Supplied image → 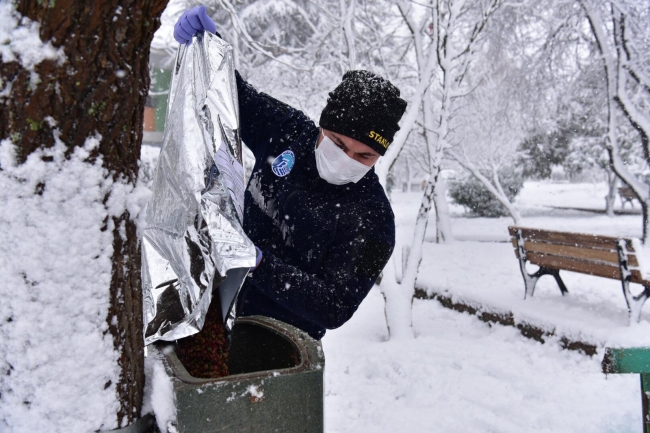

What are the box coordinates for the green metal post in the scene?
[642,373,650,433]
[602,347,650,433]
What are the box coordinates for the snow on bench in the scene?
[508,226,650,324]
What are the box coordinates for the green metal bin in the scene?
[157,316,325,433]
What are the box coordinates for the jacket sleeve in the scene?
[246,208,395,330]
[235,71,297,159]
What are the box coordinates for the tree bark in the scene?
[0,0,168,426]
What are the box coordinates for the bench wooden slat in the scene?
[630,270,648,285]
[514,247,646,284]
[510,238,640,268]
[524,241,639,267]
[508,226,635,252]
[526,252,622,280]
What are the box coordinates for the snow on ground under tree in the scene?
[323,290,639,432]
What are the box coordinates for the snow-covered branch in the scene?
[218,0,312,71]
[579,0,650,241]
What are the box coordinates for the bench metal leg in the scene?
[617,240,649,324]
[549,269,569,296]
[521,267,542,299]
[518,266,567,299]
[515,230,569,299]
[623,283,650,324]
[516,230,540,299]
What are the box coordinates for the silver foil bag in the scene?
[142,32,256,345]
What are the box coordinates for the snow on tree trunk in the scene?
[0,1,167,430]
[642,204,650,246]
[379,0,504,338]
[379,255,414,340]
[605,170,617,216]
[580,0,650,242]
[434,174,453,243]
[379,175,437,340]
[374,0,440,189]
[375,75,432,189]
[406,179,435,291]
[405,156,412,193]
[422,87,453,244]
[340,0,357,70]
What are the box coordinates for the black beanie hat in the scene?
[319,70,407,156]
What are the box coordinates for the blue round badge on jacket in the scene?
[271,150,295,177]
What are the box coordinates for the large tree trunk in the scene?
[422,88,453,244]
[380,175,437,340]
[0,0,167,429]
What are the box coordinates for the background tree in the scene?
[518,129,572,180]
[448,58,527,225]
[379,0,509,339]
[392,141,429,193]
[511,12,620,212]
[0,0,167,430]
[195,0,404,119]
[578,0,650,241]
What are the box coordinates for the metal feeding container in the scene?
[158,316,325,432]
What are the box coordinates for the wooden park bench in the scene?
[619,186,639,208]
[508,226,650,324]
[602,346,650,432]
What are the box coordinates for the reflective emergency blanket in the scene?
[142,32,256,345]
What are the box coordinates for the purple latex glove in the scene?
[174,5,217,44]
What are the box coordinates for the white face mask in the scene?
[315,132,373,185]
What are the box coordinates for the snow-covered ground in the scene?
[395,183,649,347]
[323,290,639,432]
[322,181,646,433]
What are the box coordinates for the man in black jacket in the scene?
[175,7,407,340]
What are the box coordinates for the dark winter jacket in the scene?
[235,72,395,340]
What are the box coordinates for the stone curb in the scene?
[414,286,599,357]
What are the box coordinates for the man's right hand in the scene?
[174,5,217,44]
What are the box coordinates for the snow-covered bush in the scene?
[449,169,524,217]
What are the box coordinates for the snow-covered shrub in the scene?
[449,169,524,217]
